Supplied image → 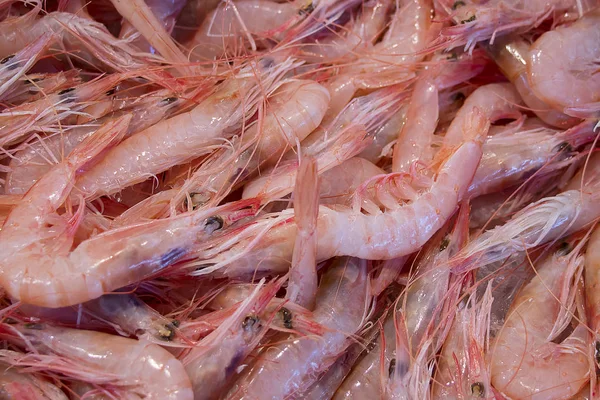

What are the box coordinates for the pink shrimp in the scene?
[287,157,319,310]
[490,239,590,399]
[0,114,258,307]
[1,70,81,106]
[226,257,370,399]
[483,36,580,128]
[452,148,600,274]
[432,283,495,399]
[431,0,591,53]
[528,9,600,118]
[5,88,189,195]
[0,321,193,399]
[183,277,283,399]
[584,223,600,383]
[76,57,297,199]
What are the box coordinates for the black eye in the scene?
[452,1,466,9]
[471,382,485,397]
[439,237,450,251]
[388,359,396,377]
[105,88,116,96]
[161,97,178,106]
[1,54,14,64]
[278,307,293,329]
[461,15,476,24]
[205,216,224,233]
[58,87,75,95]
[242,315,259,331]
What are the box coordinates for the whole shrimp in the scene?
[527,9,600,118]
[76,58,298,200]
[0,115,258,307]
[1,70,80,106]
[197,105,486,277]
[482,36,579,128]
[0,322,193,399]
[490,239,590,399]
[226,257,370,399]
[5,88,189,195]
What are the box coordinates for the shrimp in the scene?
[198,106,486,278]
[287,157,319,310]
[432,283,494,400]
[490,240,590,399]
[0,33,52,100]
[0,114,258,307]
[392,77,438,173]
[76,58,297,200]
[0,359,68,400]
[584,223,600,374]
[0,72,128,147]
[111,0,191,76]
[451,147,600,274]
[1,70,81,106]
[468,118,596,198]
[431,0,589,53]
[0,322,193,399]
[5,88,189,195]
[226,257,370,399]
[183,277,282,399]
[483,36,580,128]
[528,9,600,118]
[0,11,157,72]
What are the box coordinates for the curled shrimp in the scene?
[528,9,600,118]
[0,321,193,399]
[490,240,590,399]
[76,57,298,200]
[226,257,370,399]
[0,115,257,307]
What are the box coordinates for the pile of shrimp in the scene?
[0,0,600,398]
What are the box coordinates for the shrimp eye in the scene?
[161,97,178,106]
[172,319,180,327]
[553,142,573,154]
[470,382,485,397]
[4,317,17,324]
[388,359,396,377]
[439,237,450,251]
[0,54,14,64]
[58,87,76,95]
[452,1,466,9]
[186,192,210,210]
[157,324,176,341]
[460,14,476,24]
[557,242,572,255]
[26,77,42,84]
[278,307,293,329]
[24,323,44,330]
[205,216,224,233]
[105,87,117,96]
[242,315,259,331]
[446,52,459,61]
